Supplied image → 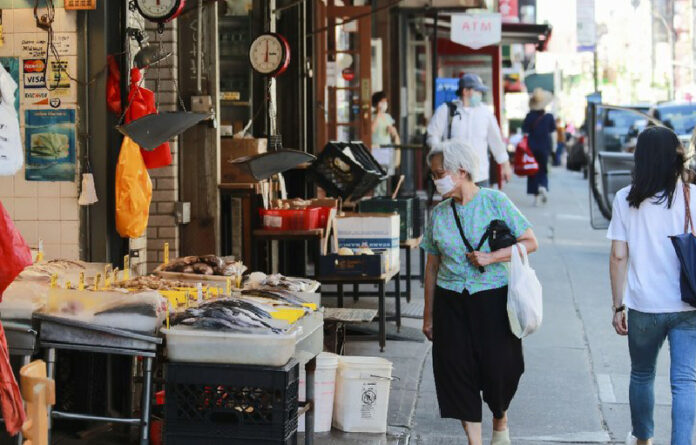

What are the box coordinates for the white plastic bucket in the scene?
[332,356,393,433]
[298,352,339,432]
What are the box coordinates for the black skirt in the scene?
[432,285,524,422]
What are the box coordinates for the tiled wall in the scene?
[0,7,80,260]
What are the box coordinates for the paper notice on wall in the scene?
[17,33,76,58]
[25,108,76,182]
[327,61,337,87]
[21,57,76,108]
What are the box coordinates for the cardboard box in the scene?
[318,251,388,277]
[358,198,413,241]
[220,137,268,183]
[336,213,400,271]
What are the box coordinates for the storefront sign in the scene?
[499,0,519,23]
[576,0,596,51]
[450,13,502,50]
[25,108,76,182]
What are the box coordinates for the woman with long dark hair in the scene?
[607,126,696,445]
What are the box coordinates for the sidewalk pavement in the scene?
[311,168,689,445]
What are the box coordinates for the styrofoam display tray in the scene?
[295,310,324,357]
[161,326,298,366]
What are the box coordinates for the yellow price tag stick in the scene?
[226,278,232,295]
[235,274,243,289]
[94,273,101,291]
[65,281,71,289]
[123,255,130,280]
[165,303,170,330]
[112,268,119,285]
[36,239,44,263]
[163,242,169,265]
[78,272,85,290]
[50,274,58,289]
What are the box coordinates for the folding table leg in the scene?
[395,273,402,331]
[139,357,153,445]
[405,247,412,303]
[337,284,344,308]
[379,281,386,352]
[45,348,56,435]
[305,358,316,445]
[353,284,359,302]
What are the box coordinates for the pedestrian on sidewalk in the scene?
[420,140,539,445]
[554,117,566,166]
[607,126,696,445]
[522,88,555,205]
[426,73,511,188]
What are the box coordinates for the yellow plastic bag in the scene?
[115,137,152,238]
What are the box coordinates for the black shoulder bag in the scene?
[450,199,517,273]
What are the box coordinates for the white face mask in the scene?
[434,175,456,196]
[378,101,388,112]
[469,91,482,107]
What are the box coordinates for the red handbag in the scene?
[514,136,540,177]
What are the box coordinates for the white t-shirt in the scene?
[607,182,696,313]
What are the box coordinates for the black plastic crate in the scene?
[165,360,299,445]
[310,141,387,200]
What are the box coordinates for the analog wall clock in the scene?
[133,0,186,23]
[249,33,291,77]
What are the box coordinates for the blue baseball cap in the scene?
[458,73,489,93]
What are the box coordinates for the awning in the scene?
[423,17,552,51]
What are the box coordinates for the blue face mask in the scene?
[469,92,483,107]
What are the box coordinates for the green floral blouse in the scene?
[420,188,532,295]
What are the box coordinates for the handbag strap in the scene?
[684,183,695,235]
[450,199,485,273]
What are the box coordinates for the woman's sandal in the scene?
[491,429,511,445]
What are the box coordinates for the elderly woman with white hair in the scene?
[421,140,539,445]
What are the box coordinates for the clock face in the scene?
[249,33,290,77]
[136,0,184,21]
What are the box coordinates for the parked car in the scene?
[596,105,651,152]
[650,102,696,149]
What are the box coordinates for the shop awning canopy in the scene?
[424,17,553,51]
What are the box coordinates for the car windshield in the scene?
[656,105,696,134]
[605,109,648,129]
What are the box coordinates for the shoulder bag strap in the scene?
[684,183,695,235]
[450,199,485,273]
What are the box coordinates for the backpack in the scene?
[424,101,459,149]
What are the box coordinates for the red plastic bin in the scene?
[309,206,334,229]
[260,207,320,231]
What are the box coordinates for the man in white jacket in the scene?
[426,74,511,187]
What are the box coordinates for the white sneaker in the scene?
[626,432,651,445]
[538,187,548,204]
[491,429,511,445]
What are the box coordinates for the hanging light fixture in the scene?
[126,27,172,69]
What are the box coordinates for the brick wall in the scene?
[143,22,180,272]
[0,8,80,260]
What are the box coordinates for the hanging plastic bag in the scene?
[126,68,172,169]
[0,200,33,298]
[507,244,543,338]
[0,323,24,436]
[106,54,122,115]
[0,63,23,176]
[115,137,152,238]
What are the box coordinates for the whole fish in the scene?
[241,289,308,307]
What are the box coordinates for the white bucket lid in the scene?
[316,352,339,368]
[338,356,392,370]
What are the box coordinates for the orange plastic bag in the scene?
[115,137,152,238]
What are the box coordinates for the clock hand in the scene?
[265,40,269,62]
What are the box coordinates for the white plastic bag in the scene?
[507,243,543,338]
[0,63,22,176]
